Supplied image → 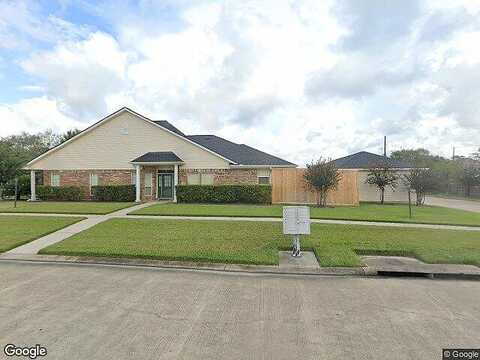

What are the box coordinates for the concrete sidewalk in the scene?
[122,214,480,231]
[2,211,479,231]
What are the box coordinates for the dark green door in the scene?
[158,173,174,199]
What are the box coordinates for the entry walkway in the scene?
[4,202,153,255]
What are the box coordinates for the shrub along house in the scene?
[24,107,296,202]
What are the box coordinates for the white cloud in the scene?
[21,32,129,119]
[0,96,83,136]
[1,0,479,164]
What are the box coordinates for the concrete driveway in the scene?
[426,195,480,213]
[1,262,479,360]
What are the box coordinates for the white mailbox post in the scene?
[283,206,310,257]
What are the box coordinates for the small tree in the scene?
[0,143,23,199]
[402,168,434,206]
[304,158,342,207]
[366,164,398,204]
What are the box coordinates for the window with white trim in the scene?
[187,173,214,185]
[258,176,270,184]
[131,172,136,185]
[144,172,153,196]
[51,174,60,187]
[89,174,99,195]
[201,174,214,185]
[187,173,200,185]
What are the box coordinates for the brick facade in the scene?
[41,167,263,201]
[43,170,134,200]
[179,168,259,185]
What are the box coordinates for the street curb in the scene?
[0,254,372,277]
[1,254,479,280]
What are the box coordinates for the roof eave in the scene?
[130,161,185,165]
[230,164,297,168]
[24,107,238,168]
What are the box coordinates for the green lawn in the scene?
[129,202,480,227]
[0,215,84,253]
[0,201,136,215]
[40,218,480,267]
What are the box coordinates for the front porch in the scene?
[131,152,183,203]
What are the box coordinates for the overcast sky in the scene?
[1,0,479,165]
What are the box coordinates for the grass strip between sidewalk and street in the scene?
[129,202,480,227]
[40,218,480,267]
[0,215,85,253]
[0,201,136,215]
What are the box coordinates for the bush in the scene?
[37,186,84,201]
[176,185,272,204]
[91,185,135,202]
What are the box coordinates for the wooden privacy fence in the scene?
[271,168,359,206]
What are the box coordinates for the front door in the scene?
[158,173,174,199]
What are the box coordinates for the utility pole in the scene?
[452,146,455,160]
[383,136,387,157]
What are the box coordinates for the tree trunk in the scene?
[380,188,385,204]
[465,184,471,197]
[416,191,424,206]
[316,191,321,207]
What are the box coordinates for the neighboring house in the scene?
[24,107,296,202]
[332,151,415,202]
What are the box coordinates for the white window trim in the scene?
[89,173,99,196]
[51,173,60,187]
[144,172,153,196]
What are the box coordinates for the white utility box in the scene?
[283,206,311,235]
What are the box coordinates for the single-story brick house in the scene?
[24,107,296,202]
[332,151,415,202]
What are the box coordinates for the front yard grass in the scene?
[40,218,480,267]
[0,215,84,252]
[0,201,136,215]
[130,202,480,227]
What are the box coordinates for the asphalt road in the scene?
[426,195,480,213]
[1,262,479,360]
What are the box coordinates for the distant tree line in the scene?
[390,148,480,198]
[0,129,80,199]
[303,147,480,208]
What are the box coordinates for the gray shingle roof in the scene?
[151,120,295,166]
[152,121,185,136]
[332,151,413,169]
[132,152,183,163]
[186,135,296,166]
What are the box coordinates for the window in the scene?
[144,172,153,196]
[201,174,214,185]
[51,174,60,187]
[89,174,99,195]
[258,176,270,184]
[131,172,136,185]
[187,173,201,185]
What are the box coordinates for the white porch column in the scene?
[30,170,36,201]
[135,165,141,202]
[173,164,179,203]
